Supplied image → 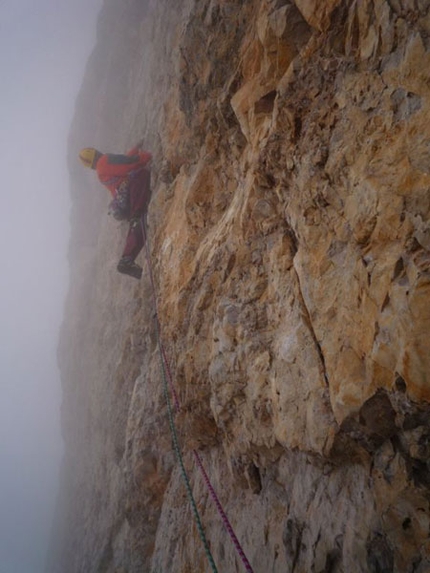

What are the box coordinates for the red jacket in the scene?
[96,145,152,197]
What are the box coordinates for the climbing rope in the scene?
[141,218,254,573]
[192,450,254,573]
[142,219,218,573]
[155,314,218,573]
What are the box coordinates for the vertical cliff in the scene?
[55,1,430,571]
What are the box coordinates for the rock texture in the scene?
[54,1,430,572]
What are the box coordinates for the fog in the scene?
[0,1,103,571]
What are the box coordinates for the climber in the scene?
[79,142,152,279]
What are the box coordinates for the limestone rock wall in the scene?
[55,1,430,572]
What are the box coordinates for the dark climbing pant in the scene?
[122,168,151,261]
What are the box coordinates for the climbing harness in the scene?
[142,218,254,573]
[108,181,130,220]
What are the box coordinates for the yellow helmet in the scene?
[79,148,100,169]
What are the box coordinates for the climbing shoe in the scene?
[117,257,143,280]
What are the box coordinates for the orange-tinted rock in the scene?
[54,1,430,572]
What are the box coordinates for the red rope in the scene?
[141,219,254,573]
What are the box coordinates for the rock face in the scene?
[54,1,430,572]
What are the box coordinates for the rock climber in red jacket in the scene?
[79,142,152,279]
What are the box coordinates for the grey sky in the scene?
[0,1,103,571]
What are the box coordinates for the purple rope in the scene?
[192,450,254,573]
[141,219,254,573]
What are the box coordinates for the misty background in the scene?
[0,1,103,571]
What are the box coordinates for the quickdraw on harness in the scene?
[107,167,146,221]
[142,218,254,573]
[108,181,130,220]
